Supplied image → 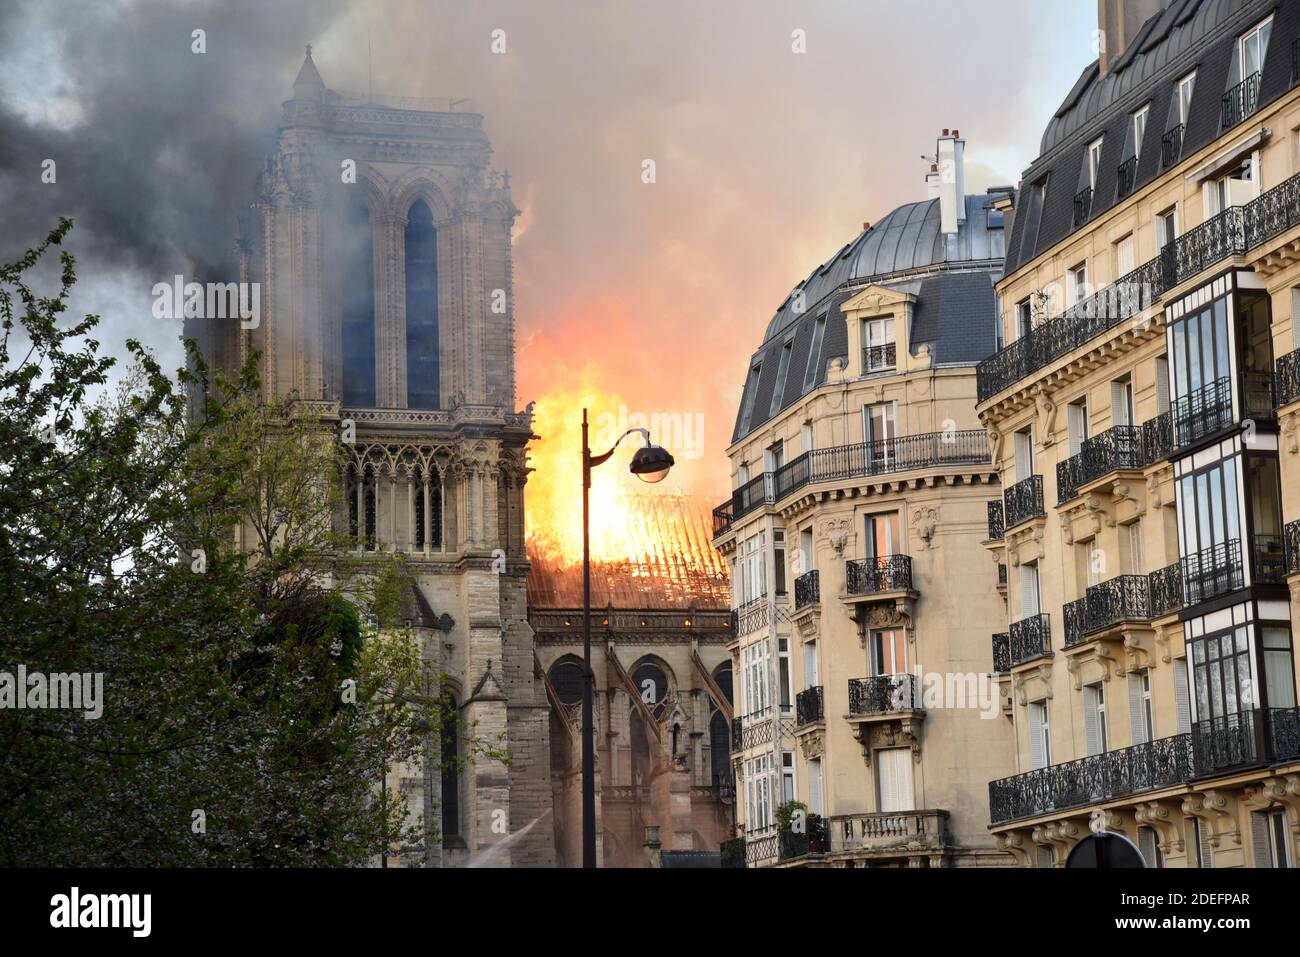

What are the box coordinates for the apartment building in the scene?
[714,132,1016,867]
[981,0,1300,868]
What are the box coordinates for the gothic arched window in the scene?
[341,198,376,407]
[405,199,440,410]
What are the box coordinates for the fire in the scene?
[525,373,730,608]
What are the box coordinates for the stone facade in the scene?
[197,50,554,867]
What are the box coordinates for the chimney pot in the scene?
[953,129,960,138]
[942,128,950,136]
[863,221,871,230]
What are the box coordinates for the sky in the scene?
[0,0,1099,552]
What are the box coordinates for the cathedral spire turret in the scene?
[292,44,325,100]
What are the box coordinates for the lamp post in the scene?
[581,407,674,868]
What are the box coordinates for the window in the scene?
[737,530,767,604]
[1016,297,1033,339]
[1236,16,1273,85]
[807,758,823,816]
[1115,233,1135,276]
[1087,138,1104,190]
[1155,355,1171,413]
[741,641,771,716]
[865,511,900,560]
[803,640,818,687]
[1168,293,1231,406]
[781,750,795,803]
[863,316,897,372]
[1083,682,1108,755]
[744,753,775,833]
[802,314,827,391]
[773,528,787,597]
[1156,206,1178,250]
[1067,396,1089,456]
[1129,670,1153,745]
[1019,561,1041,618]
[1013,426,1034,480]
[1028,700,1051,769]
[405,199,441,409]
[770,339,794,415]
[876,747,915,812]
[1176,72,1196,126]
[1188,626,1254,724]
[341,197,377,406]
[1067,261,1088,307]
[863,401,898,469]
[1124,519,1144,575]
[799,526,814,579]
[1262,627,1297,709]
[1131,106,1149,162]
[738,361,763,434]
[1137,826,1163,868]
[1207,157,1256,215]
[1252,809,1290,867]
[870,629,907,677]
[1017,176,1048,261]
[1111,374,1135,427]
[1190,818,1213,868]
[801,422,814,455]
[1177,458,1242,567]
[1174,656,1192,734]
[778,637,792,714]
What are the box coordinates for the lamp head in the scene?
[629,443,674,484]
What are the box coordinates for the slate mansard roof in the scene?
[1004,0,1300,276]
[731,192,1008,444]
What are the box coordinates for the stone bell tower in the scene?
[211,48,554,867]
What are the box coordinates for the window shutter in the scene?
[1020,564,1039,617]
[1083,685,1102,756]
[1194,818,1213,868]
[1156,357,1170,413]
[1252,812,1275,868]
[1128,673,1149,745]
[1029,702,1047,770]
[808,758,823,817]
[1174,658,1192,734]
[877,748,914,813]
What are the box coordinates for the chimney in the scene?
[1097,0,1166,76]
[937,129,966,236]
[925,163,940,200]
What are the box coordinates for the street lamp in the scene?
[580,408,674,868]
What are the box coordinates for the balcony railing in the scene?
[848,673,921,715]
[1056,455,1084,505]
[1173,376,1234,450]
[1058,424,1144,503]
[1008,613,1051,667]
[713,428,991,537]
[1277,347,1300,407]
[720,836,746,868]
[778,829,811,861]
[1244,371,1276,421]
[845,554,913,595]
[1073,186,1094,228]
[987,500,1005,541]
[794,569,820,609]
[1140,408,1174,465]
[1116,156,1138,198]
[1221,71,1262,130]
[1160,124,1184,169]
[863,342,897,372]
[795,686,824,727]
[1286,519,1300,576]
[992,632,1011,674]
[1063,596,1087,648]
[1004,474,1044,528]
[1087,574,1150,634]
[1181,538,1243,605]
[1253,533,1286,585]
[991,707,1300,825]
[733,597,770,637]
[1147,561,1183,618]
[826,810,949,855]
[989,732,1192,824]
[977,169,1300,403]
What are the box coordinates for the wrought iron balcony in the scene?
[987,499,1005,541]
[1244,371,1276,422]
[732,473,772,522]
[998,563,1008,587]
[845,554,913,595]
[1062,596,1087,648]
[863,342,897,372]
[1003,474,1044,529]
[989,732,1192,825]
[1173,376,1234,450]
[848,673,921,715]
[1160,124,1184,169]
[1116,156,1138,198]
[1072,186,1093,228]
[1252,533,1286,585]
[1140,409,1174,465]
[1147,561,1183,618]
[1056,455,1084,505]
[991,708,1300,825]
[1008,613,1051,667]
[978,171,1300,403]
[1286,519,1300,576]
[712,498,734,536]
[1084,574,1151,639]
[992,632,1011,674]
[794,569,820,609]
[1221,71,1261,130]
[1058,425,1144,504]
[1277,347,1300,407]
[778,829,812,861]
[1181,538,1243,606]
[772,451,811,501]
[795,686,824,727]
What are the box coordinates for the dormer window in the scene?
[1223,16,1272,127]
[862,316,896,373]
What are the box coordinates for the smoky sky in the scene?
[0,0,1097,493]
